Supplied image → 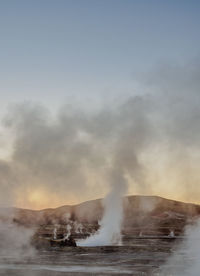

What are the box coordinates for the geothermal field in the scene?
[0,1,200,275]
[1,195,200,275]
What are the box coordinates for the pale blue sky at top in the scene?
[0,0,200,114]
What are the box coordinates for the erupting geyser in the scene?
[53,227,57,240]
[78,170,127,246]
[64,224,72,240]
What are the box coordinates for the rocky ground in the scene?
[0,196,200,275]
[6,195,199,242]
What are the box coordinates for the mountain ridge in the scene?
[1,195,199,229]
[8,195,200,212]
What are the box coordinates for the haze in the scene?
[0,0,200,209]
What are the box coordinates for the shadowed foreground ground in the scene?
[0,237,192,276]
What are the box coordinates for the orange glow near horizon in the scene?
[13,188,200,210]
[15,189,75,210]
[12,167,200,210]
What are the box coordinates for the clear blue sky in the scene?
[0,0,200,113]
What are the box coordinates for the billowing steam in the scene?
[0,212,35,259]
[0,91,150,209]
[0,61,200,248]
[161,219,200,275]
[1,61,200,210]
[78,170,127,246]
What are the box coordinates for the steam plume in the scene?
[78,170,127,246]
[161,219,200,275]
[0,60,200,209]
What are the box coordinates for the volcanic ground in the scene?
[6,195,200,237]
[1,195,200,275]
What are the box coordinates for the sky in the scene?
[0,0,199,111]
[0,0,200,209]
